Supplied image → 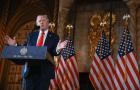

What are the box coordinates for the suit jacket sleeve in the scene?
[51,34,60,56]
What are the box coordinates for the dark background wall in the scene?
[0,0,140,89]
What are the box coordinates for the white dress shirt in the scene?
[36,29,60,54]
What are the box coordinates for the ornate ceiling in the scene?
[0,0,140,36]
[0,0,57,36]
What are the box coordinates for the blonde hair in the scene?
[36,15,49,25]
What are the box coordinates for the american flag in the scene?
[114,26,140,89]
[89,31,115,89]
[49,78,57,90]
[56,39,79,90]
[49,66,58,90]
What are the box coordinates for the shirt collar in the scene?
[39,29,48,35]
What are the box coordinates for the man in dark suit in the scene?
[5,15,67,90]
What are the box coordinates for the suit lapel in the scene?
[44,30,52,46]
[31,31,39,46]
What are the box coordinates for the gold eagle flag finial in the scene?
[123,14,130,21]
[100,21,107,27]
[66,24,73,30]
[49,22,55,33]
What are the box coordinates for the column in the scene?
[57,0,74,40]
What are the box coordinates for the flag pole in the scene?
[98,21,106,83]
[109,0,113,50]
[66,24,73,60]
[63,24,73,88]
[123,14,130,82]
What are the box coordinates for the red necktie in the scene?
[37,32,45,46]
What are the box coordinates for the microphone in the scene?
[32,26,40,31]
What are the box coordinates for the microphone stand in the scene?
[21,26,40,90]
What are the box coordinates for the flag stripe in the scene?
[126,59,138,89]
[128,52,139,80]
[113,73,121,90]
[94,54,109,89]
[89,31,115,89]
[94,54,112,89]
[56,40,80,90]
[90,61,105,89]
[115,52,139,89]
[92,56,106,89]
[58,60,69,89]
[49,66,58,90]
[65,60,75,89]
[66,59,77,88]
[57,63,67,89]
[89,69,100,89]
[120,56,132,89]
[59,58,72,90]
[102,58,114,89]
[49,81,52,90]
[114,26,140,90]
[121,56,135,89]
[108,56,115,74]
[57,73,63,89]
[117,55,129,89]
[69,57,79,88]
[123,54,139,89]
[72,56,79,80]
[115,64,126,89]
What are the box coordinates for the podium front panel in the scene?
[1,46,47,60]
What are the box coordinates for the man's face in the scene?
[37,16,49,31]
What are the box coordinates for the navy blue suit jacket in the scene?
[23,30,59,90]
